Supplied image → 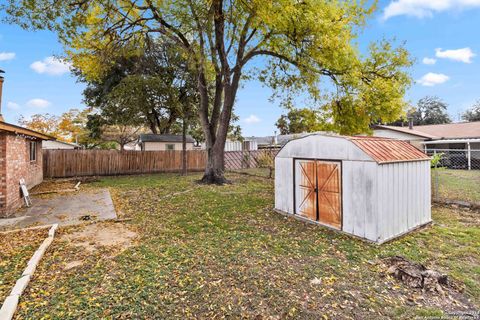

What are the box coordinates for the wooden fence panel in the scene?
[43,150,207,178]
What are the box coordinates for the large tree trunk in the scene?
[199,82,238,184]
[201,141,228,184]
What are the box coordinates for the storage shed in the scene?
[274,134,432,244]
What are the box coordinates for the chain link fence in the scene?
[427,149,480,205]
[222,147,480,205]
[224,149,278,178]
[426,148,480,170]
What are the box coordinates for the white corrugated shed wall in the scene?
[376,161,431,243]
[274,157,293,214]
[342,161,379,242]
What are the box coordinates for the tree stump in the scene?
[384,256,448,295]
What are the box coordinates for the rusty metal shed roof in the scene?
[347,136,430,164]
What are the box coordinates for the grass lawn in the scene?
[434,169,480,203]
[0,229,47,303]
[10,173,480,319]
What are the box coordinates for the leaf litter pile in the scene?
[7,173,479,319]
[0,228,48,302]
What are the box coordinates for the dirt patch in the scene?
[63,223,137,253]
[435,200,480,213]
[433,204,480,227]
[456,209,480,226]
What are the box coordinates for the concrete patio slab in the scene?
[0,189,117,231]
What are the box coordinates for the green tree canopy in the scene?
[79,40,191,135]
[462,100,480,122]
[3,0,412,183]
[411,96,451,126]
[82,40,242,145]
[276,108,324,135]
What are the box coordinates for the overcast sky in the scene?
[1,0,480,137]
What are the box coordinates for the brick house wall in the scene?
[0,132,43,217]
[0,134,6,215]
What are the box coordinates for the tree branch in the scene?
[213,0,230,80]
[144,0,192,50]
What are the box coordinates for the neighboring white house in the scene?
[246,132,323,149]
[137,134,195,151]
[43,140,80,150]
[372,126,432,149]
[224,139,258,151]
[373,122,480,170]
[199,139,258,151]
[373,122,480,148]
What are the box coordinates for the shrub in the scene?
[256,151,275,178]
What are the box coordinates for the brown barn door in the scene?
[296,160,317,221]
[316,161,342,229]
[295,160,342,229]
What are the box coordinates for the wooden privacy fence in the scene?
[43,150,207,178]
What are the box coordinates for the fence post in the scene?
[467,142,471,170]
[269,148,274,179]
[434,163,439,202]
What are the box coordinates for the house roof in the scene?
[0,121,54,140]
[139,134,195,143]
[347,136,431,164]
[246,132,320,146]
[43,140,79,147]
[375,121,480,140]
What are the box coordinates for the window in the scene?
[29,141,37,162]
[166,144,175,150]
